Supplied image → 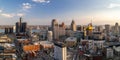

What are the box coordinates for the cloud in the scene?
[108,3,120,8]
[22,3,32,10]
[1,13,15,18]
[32,0,50,3]
[1,13,25,18]
[0,9,2,13]
[17,13,25,17]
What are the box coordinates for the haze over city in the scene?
[0,0,120,60]
[0,0,120,25]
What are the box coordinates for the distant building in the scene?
[77,25,84,31]
[94,40,105,49]
[5,27,13,34]
[54,42,67,60]
[86,23,93,39]
[92,32,104,40]
[5,28,9,34]
[47,31,53,41]
[94,26,104,32]
[16,22,20,33]
[114,22,119,36]
[39,41,54,49]
[80,40,94,51]
[105,24,110,36]
[16,17,27,33]
[59,22,66,37]
[21,22,27,32]
[65,37,77,47]
[52,19,59,40]
[71,20,76,31]
[51,19,66,40]
[83,26,87,39]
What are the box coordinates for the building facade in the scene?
[71,20,76,31]
[54,42,67,60]
[16,17,27,33]
[52,19,59,40]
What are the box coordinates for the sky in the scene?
[0,0,120,25]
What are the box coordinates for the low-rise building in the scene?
[65,37,77,47]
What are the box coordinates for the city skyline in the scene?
[0,0,120,25]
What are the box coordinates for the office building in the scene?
[21,22,27,33]
[65,37,77,47]
[71,20,76,31]
[105,24,110,36]
[106,48,113,58]
[52,19,59,40]
[54,42,67,60]
[114,22,119,36]
[5,27,13,34]
[92,32,104,40]
[94,26,104,32]
[16,17,27,33]
[59,22,66,36]
[47,31,53,41]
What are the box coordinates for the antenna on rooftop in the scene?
[91,17,93,25]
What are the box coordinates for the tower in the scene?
[16,17,27,33]
[59,22,66,37]
[47,31,53,41]
[54,42,67,60]
[114,22,119,36]
[71,20,76,31]
[20,17,22,32]
[86,23,93,39]
[105,24,110,36]
[16,22,20,33]
[52,19,59,40]
[21,22,27,32]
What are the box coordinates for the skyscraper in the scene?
[21,22,27,32]
[71,20,76,31]
[54,42,67,60]
[105,24,110,36]
[59,22,66,37]
[16,17,27,33]
[16,22,20,33]
[47,31,53,41]
[114,22,119,36]
[52,19,59,40]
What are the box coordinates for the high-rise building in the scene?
[5,27,13,34]
[16,22,20,33]
[71,20,76,31]
[86,23,93,39]
[78,25,84,31]
[95,26,103,32]
[54,42,67,60]
[47,31,53,41]
[105,24,110,36]
[52,19,59,40]
[16,17,27,33]
[59,22,66,37]
[9,27,13,33]
[83,26,87,39]
[21,22,27,32]
[5,28,9,34]
[114,22,119,36]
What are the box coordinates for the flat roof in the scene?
[54,42,66,48]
